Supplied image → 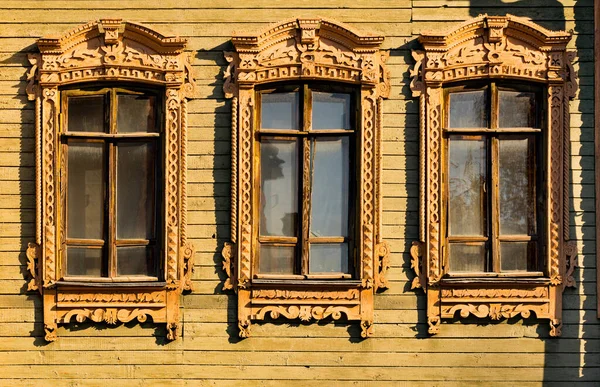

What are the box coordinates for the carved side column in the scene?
[548,84,565,336]
[425,86,442,334]
[361,87,376,290]
[165,87,182,338]
[41,87,58,288]
[237,87,254,337]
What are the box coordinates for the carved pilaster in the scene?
[361,88,376,289]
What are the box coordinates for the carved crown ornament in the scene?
[221,18,391,338]
[409,15,578,337]
[25,19,197,341]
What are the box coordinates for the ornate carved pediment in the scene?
[26,20,196,342]
[29,19,196,94]
[224,18,390,97]
[410,15,577,337]
[222,18,390,338]
[412,14,574,89]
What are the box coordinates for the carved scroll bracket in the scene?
[223,18,390,338]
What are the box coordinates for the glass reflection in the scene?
[309,243,348,273]
[448,138,486,236]
[67,247,102,276]
[259,245,295,274]
[310,137,349,237]
[261,92,300,129]
[67,142,105,240]
[312,92,351,129]
[501,242,529,271]
[499,91,536,128]
[117,94,157,133]
[449,243,486,272]
[260,139,298,236]
[448,90,487,128]
[117,142,156,240]
[68,96,105,133]
[499,138,534,235]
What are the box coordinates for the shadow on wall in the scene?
[469,0,565,31]
[469,0,595,383]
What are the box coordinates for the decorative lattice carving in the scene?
[222,18,390,338]
[26,19,196,341]
[410,15,576,337]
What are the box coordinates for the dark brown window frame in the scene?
[443,82,544,276]
[254,83,359,280]
[60,86,162,282]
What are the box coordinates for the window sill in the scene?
[252,278,362,287]
[442,275,549,285]
[58,278,165,288]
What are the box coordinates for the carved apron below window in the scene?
[409,14,578,336]
[26,19,197,341]
[222,18,391,338]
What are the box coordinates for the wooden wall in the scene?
[0,0,597,384]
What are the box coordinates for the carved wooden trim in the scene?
[26,19,196,341]
[222,18,390,338]
[410,15,577,337]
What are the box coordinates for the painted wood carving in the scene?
[26,19,196,341]
[222,18,391,338]
[410,15,578,336]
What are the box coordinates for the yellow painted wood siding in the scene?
[0,0,596,383]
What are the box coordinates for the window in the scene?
[25,19,196,341]
[445,84,542,274]
[62,87,160,280]
[409,15,578,337]
[222,18,391,338]
[256,85,356,278]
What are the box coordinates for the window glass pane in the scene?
[117,94,157,133]
[499,91,536,128]
[260,139,299,236]
[310,137,349,237]
[67,142,105,240]
[117,246,154,276]
[312,92,351,130]
[261,92,299,129]
[448,90,487,128]
[499,138,535,235]
[448,138,486,236]
[449,243,486,272]
[68,96,105,133]
[67,247,102,276]
[259,245,295,274]
[117,142,156,240]
[309,243,348,273]
[500,242,530,271]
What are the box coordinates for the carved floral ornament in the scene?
[25,19,197,341]
[409,15,578,336]
[221,18,391,338]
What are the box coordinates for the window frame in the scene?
[254,83,359,280]
[60,86,163,282]
[25,19,196,342]
[222,18,391,338]
[442,82,544,276]
[409,15,578,337]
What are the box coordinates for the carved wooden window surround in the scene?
[221,18,391,338]
[410,15,578,337]
[25,19,196,341]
